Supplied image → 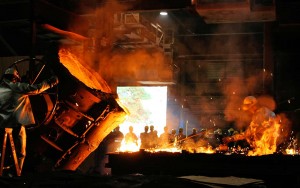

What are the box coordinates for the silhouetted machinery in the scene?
[15,56,128,172]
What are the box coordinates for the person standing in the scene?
[169,129,177,146]
[188,128,199,143]
[176,128,186,148]
[93,126,124,175]
[124,126,138,146]
[159,126,171,148]
[140,125,149,149]
[108,126,124,152]
[148,125,158,149]
[0,66,59,172]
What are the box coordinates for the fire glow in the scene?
[112,116,298,156]
[116,86,167,137]
[119,139,140,152]
[58,47,297,157]
[247,121,281,156]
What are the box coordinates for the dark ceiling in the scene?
[0,0,299,57]
[0,0,194,57]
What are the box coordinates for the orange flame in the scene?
[194,146,215,154]
[285,149,298,155]
[149,147,182,153]
[246,120,281,156]
[117,135,217,154]
[119,139,140,152]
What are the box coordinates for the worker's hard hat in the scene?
[4,67,20,81]
[242,96,257,111]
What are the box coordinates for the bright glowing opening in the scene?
[117,86,167,138]
[160,11,168,16]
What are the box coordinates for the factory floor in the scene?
[0,152,299,187]
[2,167,300,188]
[0,170,270,188]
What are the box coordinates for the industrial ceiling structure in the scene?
[0,0,298,57]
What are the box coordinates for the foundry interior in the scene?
[0,0,300,187]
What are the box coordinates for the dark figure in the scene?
[148,125,158,148]
[159,126,171,148]
[169,129,177,145]
[0,66,58,172]
[108,126,124,152]
[93,126,124,175]
[188,128,199,143]
[124,126,138,146]
[176,128,186,147]
[227,128,236,148]
[211,128,223,148]
[183,128,199,151]
[140,125,150,149]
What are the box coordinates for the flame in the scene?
[246,120,281,156]
[220,114,296,156]
[119,139,140,152]
[194,146,215,154]
[149,147,181,153]
[118,137,181,153]
[185,145,216,154]
[117,134,216,154]
[284,136,299,155]
[109,114,294,156]
[285,149,298,155]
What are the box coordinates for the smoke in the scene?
[57,1,290,136]
[59,0,171,91]
[103,49,172,84]
[68,0,130,40]
[174,23,276,131]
